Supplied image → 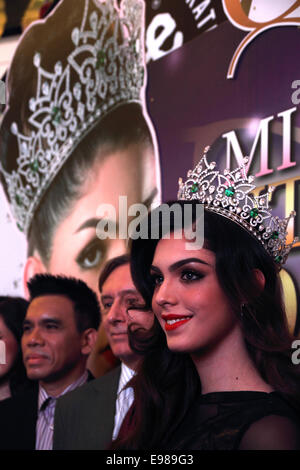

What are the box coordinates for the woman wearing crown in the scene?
[0,0,161,375]
[112,150,300,450]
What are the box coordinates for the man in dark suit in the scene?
[53,254,154,450]
[0,274,100,450]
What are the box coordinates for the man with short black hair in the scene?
[27,274,101,335]
[0,274,100,450]
[53,255,154,449]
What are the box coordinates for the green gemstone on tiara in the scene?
[96,50,107,67]
[190,183,199,193]
[30,160,39,172]
[225,186,235,197]
[17,223,23,232]
[250,208,259,218]
[52,106,61,124]
[271,231,279,240]
[15,194,22,206]
[275,255,283,264]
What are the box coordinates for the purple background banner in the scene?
[147,21,300,332]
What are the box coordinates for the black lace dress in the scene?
[166,391,300,450]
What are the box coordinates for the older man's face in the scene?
[100,264,154,368]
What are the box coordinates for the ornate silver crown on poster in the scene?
[0,0,146,235]
[177,147,298,269]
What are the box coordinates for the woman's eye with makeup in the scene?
[181,269,203,282]
[150,273,163,286]
[76,239,104,270]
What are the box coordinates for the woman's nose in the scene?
[153,278,177,308]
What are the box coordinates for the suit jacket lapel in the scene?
[91,365,121,448]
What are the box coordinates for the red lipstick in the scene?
[162,314,192,331]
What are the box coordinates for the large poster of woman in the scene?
[0,0,161,300]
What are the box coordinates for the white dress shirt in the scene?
[112,363,135,440]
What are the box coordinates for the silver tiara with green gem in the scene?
[177,147,298,268]
[0,0,145,235]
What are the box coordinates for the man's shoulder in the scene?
[57,365,121,407]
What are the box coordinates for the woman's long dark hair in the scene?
[0,296,32,397]
[112,200,300,449]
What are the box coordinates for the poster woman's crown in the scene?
[0,0,145,234]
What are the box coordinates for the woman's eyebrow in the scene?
[75,217,100,233]
[169,258,210,271]
[75,217,118,233]
[150,265,161,273]
[75,188,158,234]
[151,258,210,273]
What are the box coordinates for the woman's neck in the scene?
[191,324,274,395]
[0,380,11,401]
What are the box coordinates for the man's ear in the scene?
[81,328,99,356]
[253,268,265,293]
[23,255,47,299]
